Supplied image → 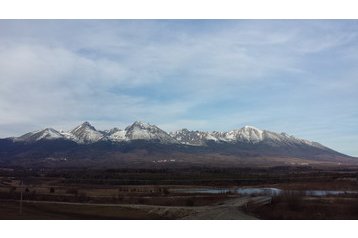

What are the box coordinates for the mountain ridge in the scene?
[9,121,327,150]
[2,121,355,168]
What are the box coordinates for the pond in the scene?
[170,187,358,197]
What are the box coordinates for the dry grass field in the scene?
[1,167,358,219]
[0,201,163,219]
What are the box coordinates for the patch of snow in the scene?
[108,129,127,141]
[11,121,326,150]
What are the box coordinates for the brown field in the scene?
[0,201,163,219]
[245,194,358,220]
[1,167,358,219]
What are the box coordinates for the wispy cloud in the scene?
[0,20,357,156]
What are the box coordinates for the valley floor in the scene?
[1,167,358,219]
[0,196,259,220]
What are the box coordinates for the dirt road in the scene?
[1,196,266,219]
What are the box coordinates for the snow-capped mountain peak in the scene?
[126,121,153,130]
[236,125,264,142]
[242,125,263,133]
[75,121,96,131]
[218,125,264,143]
[125,121,178,143]
[108,128,126,141]
[11,121,326,150]
[105,127,121,135]
[39,128,64,140]
[14,128,64,142]
[170,129,217,146]
[69,121,104,143]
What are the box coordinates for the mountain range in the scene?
[0,121,356,168]
[10,121,327,148]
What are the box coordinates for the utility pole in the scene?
[19,180,23,216]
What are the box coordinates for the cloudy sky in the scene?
[0,20,357,156]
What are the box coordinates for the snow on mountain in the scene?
[170,128,217,146]
[221,125,264,143]
[125,121,178,144]
[68,121,104,143]
[222,126,326,149]
[170,125,325,149]
[104,127,121,135]
[14,128,64,142]
[11,121,325,150]
[171,126,265,145]
[108,128,127,141]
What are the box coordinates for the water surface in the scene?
[171,187,358,197]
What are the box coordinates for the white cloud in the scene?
[0,20,358,157]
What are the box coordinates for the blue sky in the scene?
[0,20,357,156]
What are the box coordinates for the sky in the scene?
[0,20,357,156]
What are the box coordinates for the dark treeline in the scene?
[1,166,358,186]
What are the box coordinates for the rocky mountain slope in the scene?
[10,121,327,150]
[1,121,355,168]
